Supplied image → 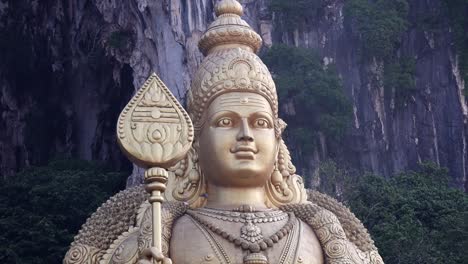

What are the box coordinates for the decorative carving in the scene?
[187,209,297,264]
[198,0,262,56]
[281,202,385,264]
[265,139,307,207]
[65,190,384,264]
[307,190,377,252]
[99,227,140,264]
[69,186,147,251]
[117,73,194,168]
[166,142,207,208]
[136,201,188,257]
[117,73,194,257]
[188,48,278,133]
[64,244,102,264]
[191,208,288,245]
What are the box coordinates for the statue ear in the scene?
[265,139,308,208]
[165,142,207,208]
[275,118,287,138]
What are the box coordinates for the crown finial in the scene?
[198,0,262,56]
[215,0,243,16]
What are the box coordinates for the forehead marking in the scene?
[219,96,268,108]
[219,102,266,107]
[220,96,264,101]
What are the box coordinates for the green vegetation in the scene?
[262,45,352,153]
[344,0,418,105]
[0,160,127,263]
[315,159,354,200]
[341,163,467,264]
[269,0,324,29]
[344,0,409,60]
[384,57,416,106]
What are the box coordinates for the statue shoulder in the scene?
[281,190,385,264]
[64,185,188,264]
[64,185,148,263]
[307,190,376,252]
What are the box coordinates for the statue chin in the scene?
[201,162,274,189]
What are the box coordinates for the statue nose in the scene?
[237,118,254,142]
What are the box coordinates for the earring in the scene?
[272,163,283,192]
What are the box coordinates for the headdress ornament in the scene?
[187,0,278,133]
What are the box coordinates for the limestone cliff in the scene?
[0,0,466,190]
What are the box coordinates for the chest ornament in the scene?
[187,207,296,264]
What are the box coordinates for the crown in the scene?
[188,0,277,132]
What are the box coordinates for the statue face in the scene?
[198,92,278,188]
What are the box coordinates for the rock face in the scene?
[0,0,466,190]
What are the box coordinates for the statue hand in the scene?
[138,247,172,264]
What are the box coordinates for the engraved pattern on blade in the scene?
[117,73,194,167]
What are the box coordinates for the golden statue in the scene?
[64,1,384,263]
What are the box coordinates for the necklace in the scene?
[186,209,296,264]
[192,208,287,243]
[194,208,288,224]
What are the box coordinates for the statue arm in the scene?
[307,190,376,252]
[63,185,148,264]
[308,191,384,263]
[281,190,384,264]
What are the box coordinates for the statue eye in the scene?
[216,118,233,127]
[254,118,270,128]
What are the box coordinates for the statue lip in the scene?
[230,145,258,154]
[233,151,255,160]
[230,145,258,160]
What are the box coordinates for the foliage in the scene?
[0,160,127,263]
[345,0,409,60]
[315,159,354,200]
[269,0,324,29]
[262,45,352,153]
[344,0,417,106]
[384,57,417,106]
[345,163,467,264]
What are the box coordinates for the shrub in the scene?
[384,57,417,106]
[0,159,127,263]
[345,0,409,60]
[262,45,352,154]
[346,163,467,264]
[269,0,325,29]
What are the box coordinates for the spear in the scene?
[116,73,194,259]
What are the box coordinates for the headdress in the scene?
[187,0,278,133]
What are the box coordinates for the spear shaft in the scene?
[145,167,169,259]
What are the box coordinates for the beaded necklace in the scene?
[186,207,296,264]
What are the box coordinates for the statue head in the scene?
[198,91,278,189]
[165,0,307,208]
